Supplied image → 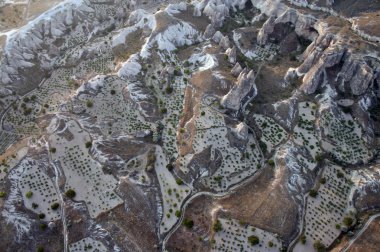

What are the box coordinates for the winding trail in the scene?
[341,213,380,252]
[47,140,68,252]
[161,63,268,250]
[161,166,266,251]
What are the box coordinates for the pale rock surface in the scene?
[219,35,230,50]
[225,46,237,64]
[212,31,223,43]
[221,69,256,111]
[231,62,243,77]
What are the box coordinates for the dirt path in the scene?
[341,213,380,252]
[47,139,68,252]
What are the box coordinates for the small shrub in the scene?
[38,213,45,219]
[110,90,116,95]
[40,223,47,230]
[51,202,59,210]
[309,189,318,197]
[267,159,275,166]
[0,191,6,198]
[176,179,183,185]
[259,141,267,153]
[315,153,323,162]
[25,191,33,198]
[85,141,92,148]
[343,217,354,227]
[313,241,326,252]
[337,171,344,178]
[248,235,259,246]
[86,100,93,108]
[65,189,76,199]
[37,246,44,252]
[183,218,194,228]
[300,235,306,244]
[213,219,222,232]
[166,163,174,171]
[175,210,181,218]
[49,147,56,153]
[165,86,173,94]
[320,177,327,184]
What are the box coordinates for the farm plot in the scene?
[155,62,187,159]
[253,114,288,153]
[186,106,263,191]
[15,158,61,221]
[320,108,372,164]
[34,68,77,113]
[0,146,28,182]
[49,119,123,218]
[69,237,107,252]
[155,146,190,234]
[0,130,18,155]
[233,30,279,60]
[295,163,354,251]
[3,97,40,137]
[72,75,153,136]
[293,102,322,159]
[212,218,283,252]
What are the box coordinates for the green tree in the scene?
[313,241,326,252]
[86,100,93,108]
[213,219,223,232]
[248,235,259,246]
[51,202,59,210]
[343,217,354,227]
[65,189,76,199]
[183,218,194,228]
[309,189,318,197]
[26,191,33,198]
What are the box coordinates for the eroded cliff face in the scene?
[0,0,379,251]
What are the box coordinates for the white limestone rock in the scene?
[219,35,230,50]
[231,62,243,77]
[225,46,237,64]
[221,69,256,111]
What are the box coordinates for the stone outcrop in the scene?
[219,35,230,50]
[338,56,374,95]
[297,31,376,96]
[231,62,243,77]
[233,122,249,140]
[212,31,223,43]
[221,69,256,111]
[257,8,317,45]
[225,46,237,64]
[301,42,346,94]
[204,24,216,39]
[0,0,129,94]
[193,0,247,27]
[257,16,276,45]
